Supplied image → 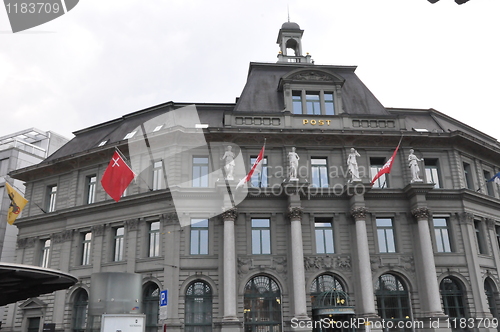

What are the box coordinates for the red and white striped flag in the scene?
[236,144,265,189]
[370,143,401,186]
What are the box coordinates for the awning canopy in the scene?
[0,263,78,305]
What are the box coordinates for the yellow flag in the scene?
[5,183,28,225]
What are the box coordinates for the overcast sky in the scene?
[1,0,499,142]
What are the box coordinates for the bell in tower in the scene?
[276,21,312,64]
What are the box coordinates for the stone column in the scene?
[411,207,443,315]
[287,206,310,321]
[350,207,377,317]
[125,218,139,273]
[221,208,240,327]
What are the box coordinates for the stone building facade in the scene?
[2,22,500,332]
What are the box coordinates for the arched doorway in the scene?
[440,277,467,319]
[244,275,282,332]
[484,278,499,319]
[310,274,353,332]
[375,274,412,331]
[72,288,88,332]
[142,282,159,332]
[185,281,213,332]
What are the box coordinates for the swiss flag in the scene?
[101,151,135,202]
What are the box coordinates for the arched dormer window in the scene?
[279,69,344,116]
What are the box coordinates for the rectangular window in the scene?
[425,159,441,188]
[81,232,92,265]
[114,227,124,261]
[250,156,268,187]
[152,160,163,190]
[190,219,209,255]
[149,222,160,257]
[434,218,452,252]
[475,220,487,255]
[377,218,396,253]
[192,157,209,187]
[370,158,387,188]
[27,317,41,332]
[86,175,97,204]
[252,219,271,255]
[40,239,51,268]
[463,162,473,189]
[484,171,495,196]
[311,158,328,188]
[305,92,321,115]
[315,220,334,254]
[496,226,500,251]
[47,185,57,212]
[292,91,302,114]
[324,92,335,115]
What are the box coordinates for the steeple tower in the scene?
[276,21,312,64]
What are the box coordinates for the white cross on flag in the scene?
[101,151,135,202]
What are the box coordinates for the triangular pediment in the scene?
[19,297,47,310]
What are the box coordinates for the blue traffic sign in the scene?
[160,290,168,306]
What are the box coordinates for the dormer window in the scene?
[291,90,336,115]
[279,69,344,116]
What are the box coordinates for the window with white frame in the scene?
[251,219,271,255]
[81,232,92,265]
[192,157,209,187]
[190,219,209,255]
[376,218,396,253]
[113,227,124,261]
[40,239,51,268]
[291,90,336,115]
[149,222,160,257]
[250,156,268,187]
[424,159,441,188]
[152,160,163,190]
[47,185,57,212]
[433,218,452,253]
[311,158,328,188]
[86,175,96,204]
[315,219,334,254]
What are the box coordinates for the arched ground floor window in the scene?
[244,275,282,332]
[185,281,212,332]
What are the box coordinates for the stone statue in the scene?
[221,145,235,180]
[288,147,300,180]
[347,148,361,182]
[408,149,423,183]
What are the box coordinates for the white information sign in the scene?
[101,314,146,332]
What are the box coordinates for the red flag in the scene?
[101,151,135,202]
[370,143,400,186]
[236,144,265,189]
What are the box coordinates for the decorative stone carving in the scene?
[53,230,73,244]
[303,255,351,271]
[370,255,415,275]
[288,206,303,221]
[459,212,474,225]
[237,256,287,276]
[350,207,368,221]
[291,71,333,82]
[161,212,179,224]
[126,218,140,231]
[92,224,105,237]
[221,208,238,221]
[17,237,35,249]
[485,218,496,230]
[411,207,430,221]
